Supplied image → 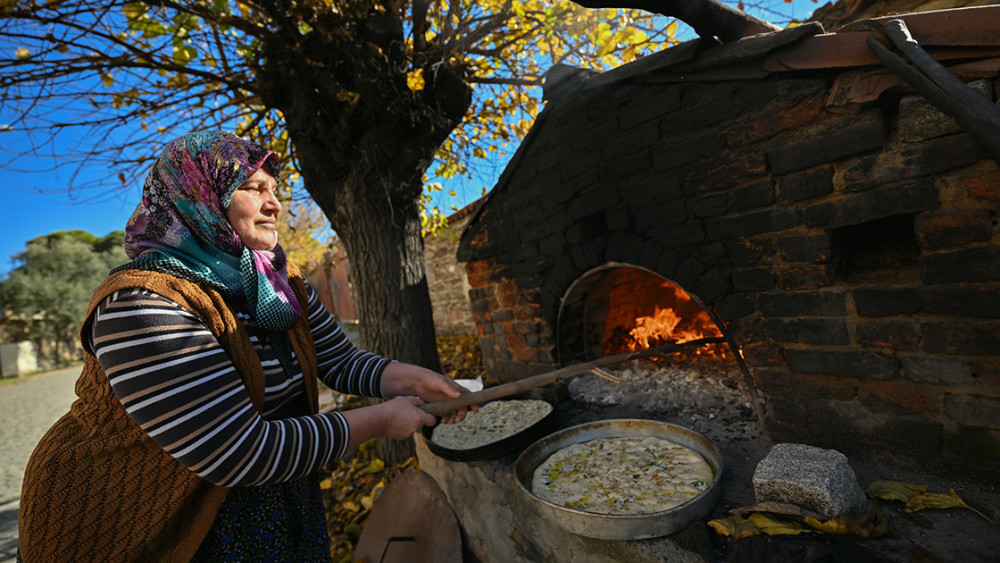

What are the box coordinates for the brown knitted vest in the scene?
[18,265,317,562]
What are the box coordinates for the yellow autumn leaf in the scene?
[803,516,869,538]
[363,458,385,475]
[747,513,812,535]
[319,478,334,490]
[905,489,993,522]
[341,500,361,513]
[406,68,425,92]
[15,47,30,60]
[865,480,928,502]
[707,515,761,538]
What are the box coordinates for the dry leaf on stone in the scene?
[707,515,761,538]
[803,515,871,538]
[730,501,827,521]
[748,512,813,535]
[904,489,994,523]
[865,480,927,502]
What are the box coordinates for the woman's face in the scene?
[227,167,281,251]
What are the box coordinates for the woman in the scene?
[18,130,469,562]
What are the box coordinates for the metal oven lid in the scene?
[513,418,724,540]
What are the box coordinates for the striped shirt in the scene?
[90,283,391,487]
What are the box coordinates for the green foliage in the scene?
[0,232,127,358]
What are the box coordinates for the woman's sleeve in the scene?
[303,283,392,398]
[91,288,351,487]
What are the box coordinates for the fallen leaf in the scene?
[730,501,826,521]
[803,515,870,538]
[865,480,927,502]
[905,489,994,523]
[748,512,813,535]
[707,515,761,538]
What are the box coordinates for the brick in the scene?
[716,293,756,321]
[856,320,920,350]
[767,318,849,345]
[767,111,887,174]
[702,154,770,191]
[922,322,1000,355]
[802,180,939,230]
[961,163,1000,202]
[778,263,835,290]
[853,287,922,316]
[758,291,847,316]
[785,348,899,379]
[778,234,832,263]
[779,166,834,202]
[569,185,620,221]
[731,179,776,212]
[730,237,775,262]
[901,355,976,386]
[692,192,730,218]
[727,93,828,148]
[656,247,681,278]
[618,87,682,130]
[944,393,1000,427]
[695,268,731,303]
[838,134,984,192]
[706,208,779,240]
[605,203,632,230]
[652,128,727,172]
[857,380,943,416]
[732,267,777,291]
[921,246,1000,285]
[914,208,993,250]
[652,221,705,246]
[674,256,707,289]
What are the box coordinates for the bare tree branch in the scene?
[572,0,780,43]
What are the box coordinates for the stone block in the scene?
[920,246,1000,285]
[767,112,886,175]
[779,167,834,202]
[802,180,939,230]
[855,320,920,350]
[752,443,868,518]
[778,233,832,263]
[785,348,899,380]
[902,355,975,386]
[731,179,776,212]
[766,318,850,345]
[758,290,847,317]
[897,80,992,142]
[922,322,1000,355]
[915,208,993,250]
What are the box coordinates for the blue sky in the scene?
[0,0,823,278]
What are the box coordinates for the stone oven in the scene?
[455,6,1000,478]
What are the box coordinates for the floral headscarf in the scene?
[116,130,302,369]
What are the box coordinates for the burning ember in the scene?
[603,280,732,361]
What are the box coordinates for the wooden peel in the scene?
[420,337,725,416]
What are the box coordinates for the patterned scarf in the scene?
[117,130,302,372]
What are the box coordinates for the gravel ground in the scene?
[0,366,80,563]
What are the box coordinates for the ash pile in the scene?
[564,359,762,445]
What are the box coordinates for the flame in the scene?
[608,280,730,360]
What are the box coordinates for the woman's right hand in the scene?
[340,396,437,452]
[377,396,437,440]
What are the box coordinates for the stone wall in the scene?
[425,205,478,337]
[457,44,1000,476]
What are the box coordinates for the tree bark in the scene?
[572,0,780,43]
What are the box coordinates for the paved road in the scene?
[0,367,80,563]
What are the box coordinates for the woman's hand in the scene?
[380,362,475,423]
[340,396,437,451]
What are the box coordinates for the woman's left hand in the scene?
[380,362,475,424]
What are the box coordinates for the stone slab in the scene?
[752,442,868,518]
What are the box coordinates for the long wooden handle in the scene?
[420,338,725,416]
